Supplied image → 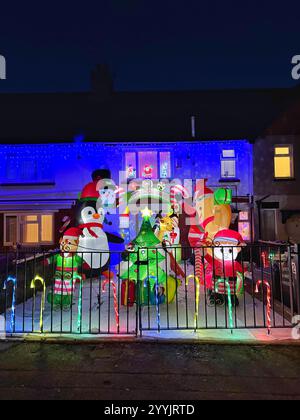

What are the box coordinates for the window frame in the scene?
[3,212,55,246]
[124,150,172,180]
[220,149,237,180]
[274,144,294,180]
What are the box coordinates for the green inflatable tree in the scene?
[120,208,168,303]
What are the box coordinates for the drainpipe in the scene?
[255,195,271,240]
[191,116,196,138]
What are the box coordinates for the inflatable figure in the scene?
[76,173,124,273]
[205,229,245,307]
[46,227,83,310]
[156,215,174,242]
[188,180,232,282]
[191,180,232,245]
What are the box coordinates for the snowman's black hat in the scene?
[92,169,111,182]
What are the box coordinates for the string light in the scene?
[102,279,119,330]
[215,279,234,333]
[30,275,46,333]
[0,140,251,189]
[3,276,17,333]
[145,276,161,332]
[186,275,201,331]
[75,275,83,333]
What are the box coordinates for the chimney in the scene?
[91,64,114,96]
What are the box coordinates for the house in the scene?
[0,65,299,249]
[254,94,300,243]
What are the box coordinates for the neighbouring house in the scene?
[254,96,300,243]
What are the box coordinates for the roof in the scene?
[265,90,300,135]
[0,85,299,144]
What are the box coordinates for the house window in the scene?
[125,152,137,180]
[4,214,54,246]
[4,153,53,184]
[125,151,172,180]
[159,152,171,178]
[221,150,236,179]
[238,211,251,242]
[274,145,294,179]
[5,216,18,244]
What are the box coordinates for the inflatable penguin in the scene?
[76,171,124,273]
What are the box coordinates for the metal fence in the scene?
[0,244,298,337]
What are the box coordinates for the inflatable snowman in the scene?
[76,177,124,273]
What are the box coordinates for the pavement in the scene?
[0,340,300,400]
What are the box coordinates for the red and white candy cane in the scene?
[115,186,126,207]
[102,279,120,329]
[170,185,189,213]
[255,280,272,334]
[195,249,205,284]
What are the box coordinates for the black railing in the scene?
[0,244,298,337]
[139,244,297,334]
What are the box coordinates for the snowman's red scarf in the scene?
[78,223,103,238]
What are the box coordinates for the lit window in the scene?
[125,152,137,179]
[159,152,171,178]
[4,214,54,246]
[139,152,158,179]
[21,215,39,244]
[41,215,54,242]
[124,151,172,180]
[238,211,251,242]
[274,145,294,179]
[221,150,236,179]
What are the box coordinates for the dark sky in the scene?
[0,0,300,92]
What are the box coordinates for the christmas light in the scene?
[186,275,201,330]
[102,279,119,329]
[141,207,153,219]
[30,275,46,333]
[3,276,17,333]
[215,279,234,332]
[144,276,161,332]
[255,280,272,335]
[75,274,83,333]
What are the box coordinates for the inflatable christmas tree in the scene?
[120,208,182,306]
[120,208,167,284]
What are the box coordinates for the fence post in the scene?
[290,244,300,316]
[135,250,142,337]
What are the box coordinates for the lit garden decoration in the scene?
[0,171,283,337]
[3,276,17,333]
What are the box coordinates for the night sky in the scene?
[0,0,300,93]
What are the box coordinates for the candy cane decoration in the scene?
[255,280,272,335]
[170,184,189,212]
[115,186,126,206]
[145,276,161,332]
[74,274,83,333]
[31,275,46,333]
[102,279,119,329]
[3,276,17,333]
[215,279,234,332]
[186,275,201,330]
[261,251,270,269]
[195,249,205,284]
